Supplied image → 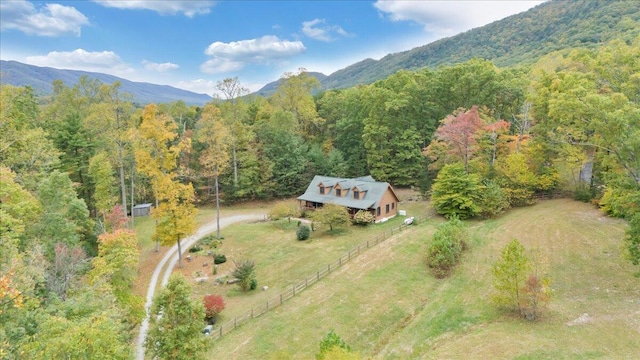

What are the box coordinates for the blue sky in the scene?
[1,1,544,97]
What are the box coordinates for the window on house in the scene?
[319,186,325,194]
[392,202,395,210]
[386,204,390,214]
[377,207,381,216]
[353,190,359,199]
[336,189,342,197]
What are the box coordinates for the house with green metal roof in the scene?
[297,175,400,222]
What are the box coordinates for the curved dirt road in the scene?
[136,213,266,360]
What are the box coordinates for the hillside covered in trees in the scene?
[1,2,639,358]
[316,0,640,92]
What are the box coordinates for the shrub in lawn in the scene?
[203,294,225,322]
[200,235,222,249]
[352,210,374,226]
[214,254,227,264]
[426,216,468,278]
[189,244,203,253]
[492,239,551,320]
[296,225,311,240]
[232,259,256,292]
[268,200,301,222]
[316,329,352,360]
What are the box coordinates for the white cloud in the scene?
[93,1,215,17]
[25,49,134,76]
[301,19,351,42]
[374,0,544,37]
[142,60,179,72]
[0,0,89,36]
[201,35,305,74]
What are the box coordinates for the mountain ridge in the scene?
[0,60,213,105]
[2,0,638,102]
[256,0,639,95]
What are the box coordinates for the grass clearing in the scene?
[203,199,639,359]
[174,203,431,322]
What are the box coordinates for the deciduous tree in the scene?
[231,259,257,292]
[492,239,530,314]
[89,229,142,323]
[310,204,349,232]
[153,178,197,268]
[217,77,250,186]
[135,103,186,250]
[145,274,208,360]
[431,106,483,174]
[89,151,116,230]
[195,104,230,238]
[271,69,323,141]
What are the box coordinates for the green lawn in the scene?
[183,202,432,322]
[202,199,639,359]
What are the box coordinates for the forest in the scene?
[1,37,639,358]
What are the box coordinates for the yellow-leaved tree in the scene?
[195,104,230,239]
[135,104,192,253]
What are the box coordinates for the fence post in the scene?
[339,257,342,266]
[280,293,283,305]
[251,309,254,318]
[328,264,331,273]
[305,278,308,287]
[293,284,296,296]
[367,240,369,248]
[317,271,320,280]
[219,326,222,337]
[266,301,269,311]
[348,251,351,260]
[234,318,237,328]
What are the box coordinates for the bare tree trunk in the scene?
[233,138,238,186]
[119,149,128,227]
[515,102,531,153]
[130,166,135,229]
[177,238,183,268]
[215,167,221,239]
[154,181,160,252]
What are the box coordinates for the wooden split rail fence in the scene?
[209,216,423,341]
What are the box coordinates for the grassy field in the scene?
[132,201,275,297]
[172,200,431,320]
[200,199,639,359]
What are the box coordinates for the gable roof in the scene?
[297,175,398,210]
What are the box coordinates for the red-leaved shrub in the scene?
[203,294,225,319]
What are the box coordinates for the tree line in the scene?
[1,37,638,358]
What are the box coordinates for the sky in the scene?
[0,0,545,97]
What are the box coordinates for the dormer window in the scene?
[336,189,342,197]
[320,186,325,195]
[353,190,360,199]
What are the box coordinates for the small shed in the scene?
[132,203,153,217]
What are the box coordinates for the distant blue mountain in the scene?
[0,60,212,105]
